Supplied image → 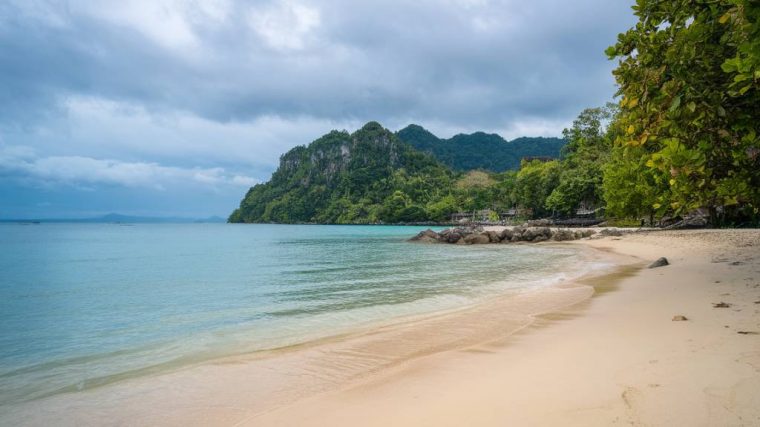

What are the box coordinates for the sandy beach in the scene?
[3,229,759,426]
[250,229,760,426]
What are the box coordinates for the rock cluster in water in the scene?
[410,226,600,244]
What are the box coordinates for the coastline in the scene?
[0,238,629,426]
[251,229,760,426]
[3,229,759,426]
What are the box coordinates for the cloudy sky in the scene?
[0,0,635,219]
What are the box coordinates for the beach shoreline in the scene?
[3,229,759,426]
[250,229,760,426]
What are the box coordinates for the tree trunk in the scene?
[708,206,719,228]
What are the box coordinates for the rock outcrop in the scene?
[410,226,600,245]
[409,229,442,243]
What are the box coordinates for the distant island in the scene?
[0,214,226,224]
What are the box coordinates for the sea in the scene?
[0,223,595,407]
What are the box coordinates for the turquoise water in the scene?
[0,223,583,406]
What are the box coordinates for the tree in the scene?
[605,0,760,225]
[546,105,616,216]
[602,145,662,223]
[426,194,458,222]
[514,159,561,218]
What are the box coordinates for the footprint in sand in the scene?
[621,386,644,426]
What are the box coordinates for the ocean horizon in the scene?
[0,223,592,406]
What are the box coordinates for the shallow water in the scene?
[0,223,588,405]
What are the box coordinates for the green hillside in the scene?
[396,124,565,172]
[229,122,454,224]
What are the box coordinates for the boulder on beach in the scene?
[524,227,549,241]
[422,225,592,245]
[410,229,440,243]
[499,228,514,242]
[521,228,539,241]
[446,232,462,243]
[510,226,526,241]
[463,233,491,245]
[648,257,669,268]
[600,228,623,237]
[552,229,575,241]
[486,231,502,243]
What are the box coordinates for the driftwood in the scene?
[661,216,708,230]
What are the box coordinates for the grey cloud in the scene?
[0,143,258,190]
[1,0,635,130]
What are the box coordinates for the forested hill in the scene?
[229,122,454,224]
[396,124,566,172]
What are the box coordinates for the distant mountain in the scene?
[396,124,566,172]
[0,214,226,223]
[229,122,453,224]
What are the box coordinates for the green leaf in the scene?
[734,74,750,83]
[721,59,738,73]
[669,95,681,112]
[687,102,696,113]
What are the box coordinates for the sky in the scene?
[0,0,636,219]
